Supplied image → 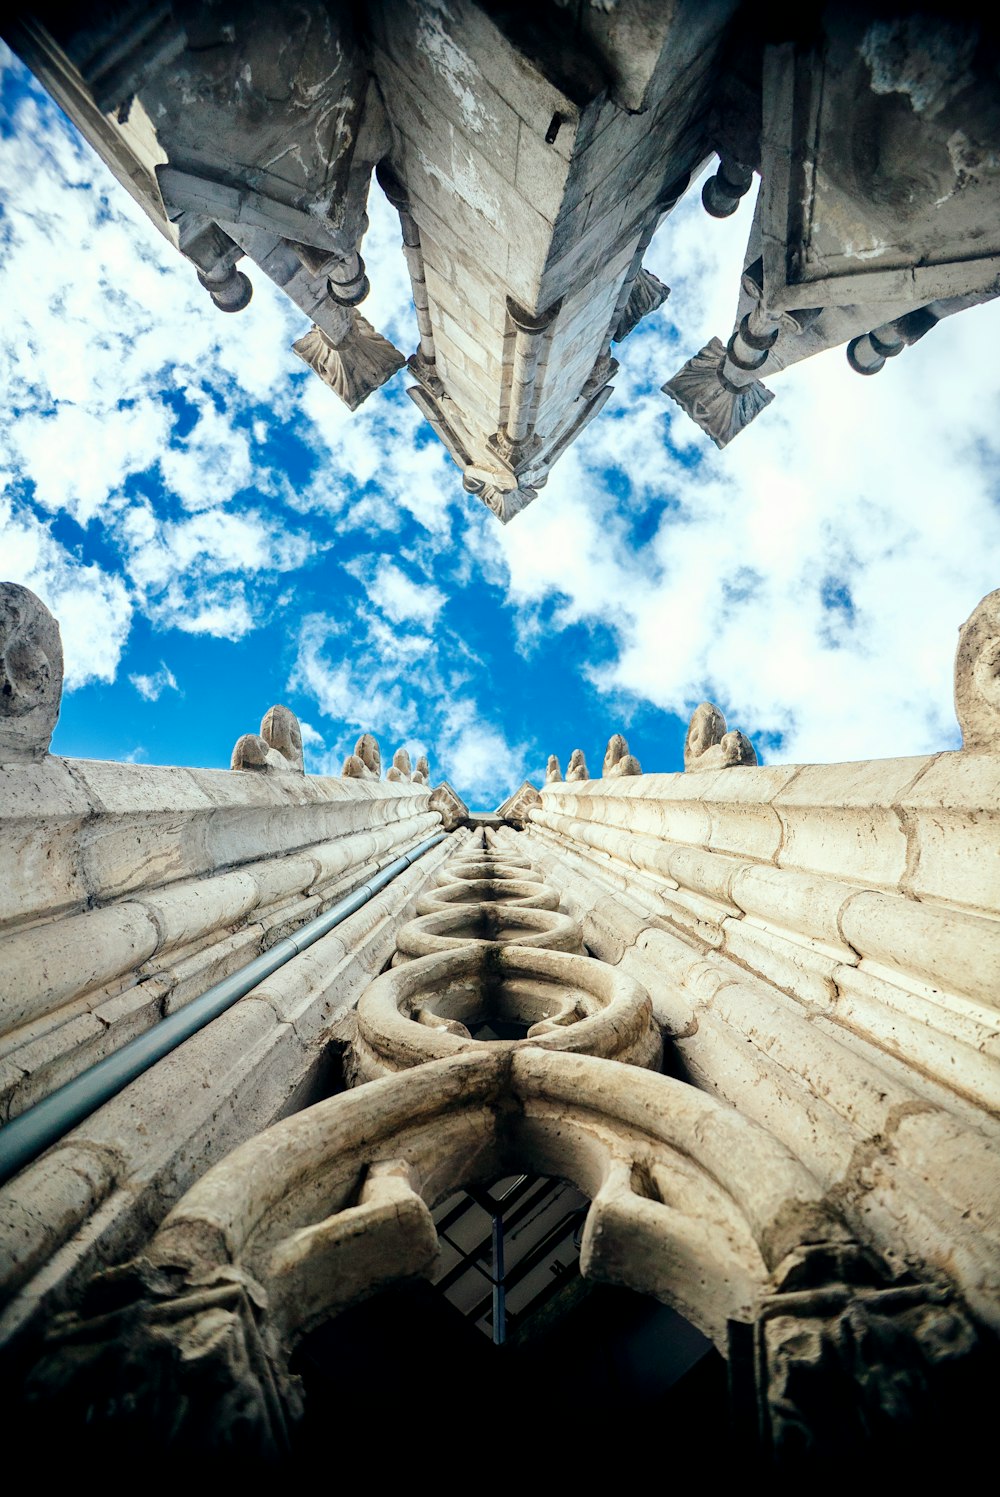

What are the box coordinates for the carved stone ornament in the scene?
[566,748,589,781]
[428,780,469,830]
[230,704,304,773]
[342,731,381,779]
[662,337,774,449]
[292,315,405,411]
[613,267,670,342]
[544,754,563,784]
[478,482,538,525]
[412,754,430,785]
[502,780,543,826]
[684,701,758,771]
[954,588,1000,750]
[602,732,642,777]
[0,582,63,763]
[386,746,412,782]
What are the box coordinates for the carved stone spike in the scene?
[292,314,405,411]
[0,582,64,762]
[662,337,774,449]
[955,588,1000,750]
[545,755,563,784]
[602,733,642,777]
[684,701,758,771]
[231,704,305,773]
[613,268,670,342]
[566,749,590,782]
[342,732,381,779]
[386,747,412,782]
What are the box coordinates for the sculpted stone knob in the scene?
[602,733,642,777]
[566,749,589,781]
[386,747,412,782]
[684,702,757,771]
[955,588,1000,750]
[231,704,304,772]
[545,755,563,784]
[0,582,63,762]
[343,732,381,779]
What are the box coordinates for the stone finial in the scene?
[0,582,64,762]
[684,701,758,771]
[602,733,642,777]
[545,754,563,784]
[231,704,304,773]
[342,732,381,779]
[386,747,412,782]
[566,749,590,782]
[955,588,1000,750]
[412,754,430,785]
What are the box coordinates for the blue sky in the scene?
[3,43,999,806]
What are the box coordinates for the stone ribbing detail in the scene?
[489,745,1000,1333]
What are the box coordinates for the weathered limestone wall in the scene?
[490,745,1000,1331]
[0,756,441,1122]
[0,773,469,1350]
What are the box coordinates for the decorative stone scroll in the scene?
[954,588,1000,751]
[292,313,405,411]
[566,748,590,781]
[230,705,304,773]
[0,582,63,763]
[684,701,758,771]
[503,780,542,825]
[602,733,641,777]
[663,336,774,449]
[342,732,381,779]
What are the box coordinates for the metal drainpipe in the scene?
[0,830,449,1187]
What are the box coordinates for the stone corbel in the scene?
[612,268,670,343]
[684,702,757,771]
[602,733,641,777]
[0,582,63,763]
[292,313,405,411]
[342,732,381,779]
[955,588,1000,751]
[231,705,304,773]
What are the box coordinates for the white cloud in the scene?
[0,488,133,689]
[346,556,446,627]
[129,661,179,701]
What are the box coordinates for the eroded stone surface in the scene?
[0,583,63,762]
[684,701,758,771]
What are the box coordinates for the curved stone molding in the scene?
[354,946,660,1078]
[955,587,1000,750]
[230,704,304,773]
[436,858,538,884]
[416,877,560,915]
[342,731,381,778]
[392,904,584,963]
[545,754,563,783]
[27,1046,863,1453]
[602,732,641,777]
[0,582,63,763]
[684,700,758,771]
[566,748,589,781]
